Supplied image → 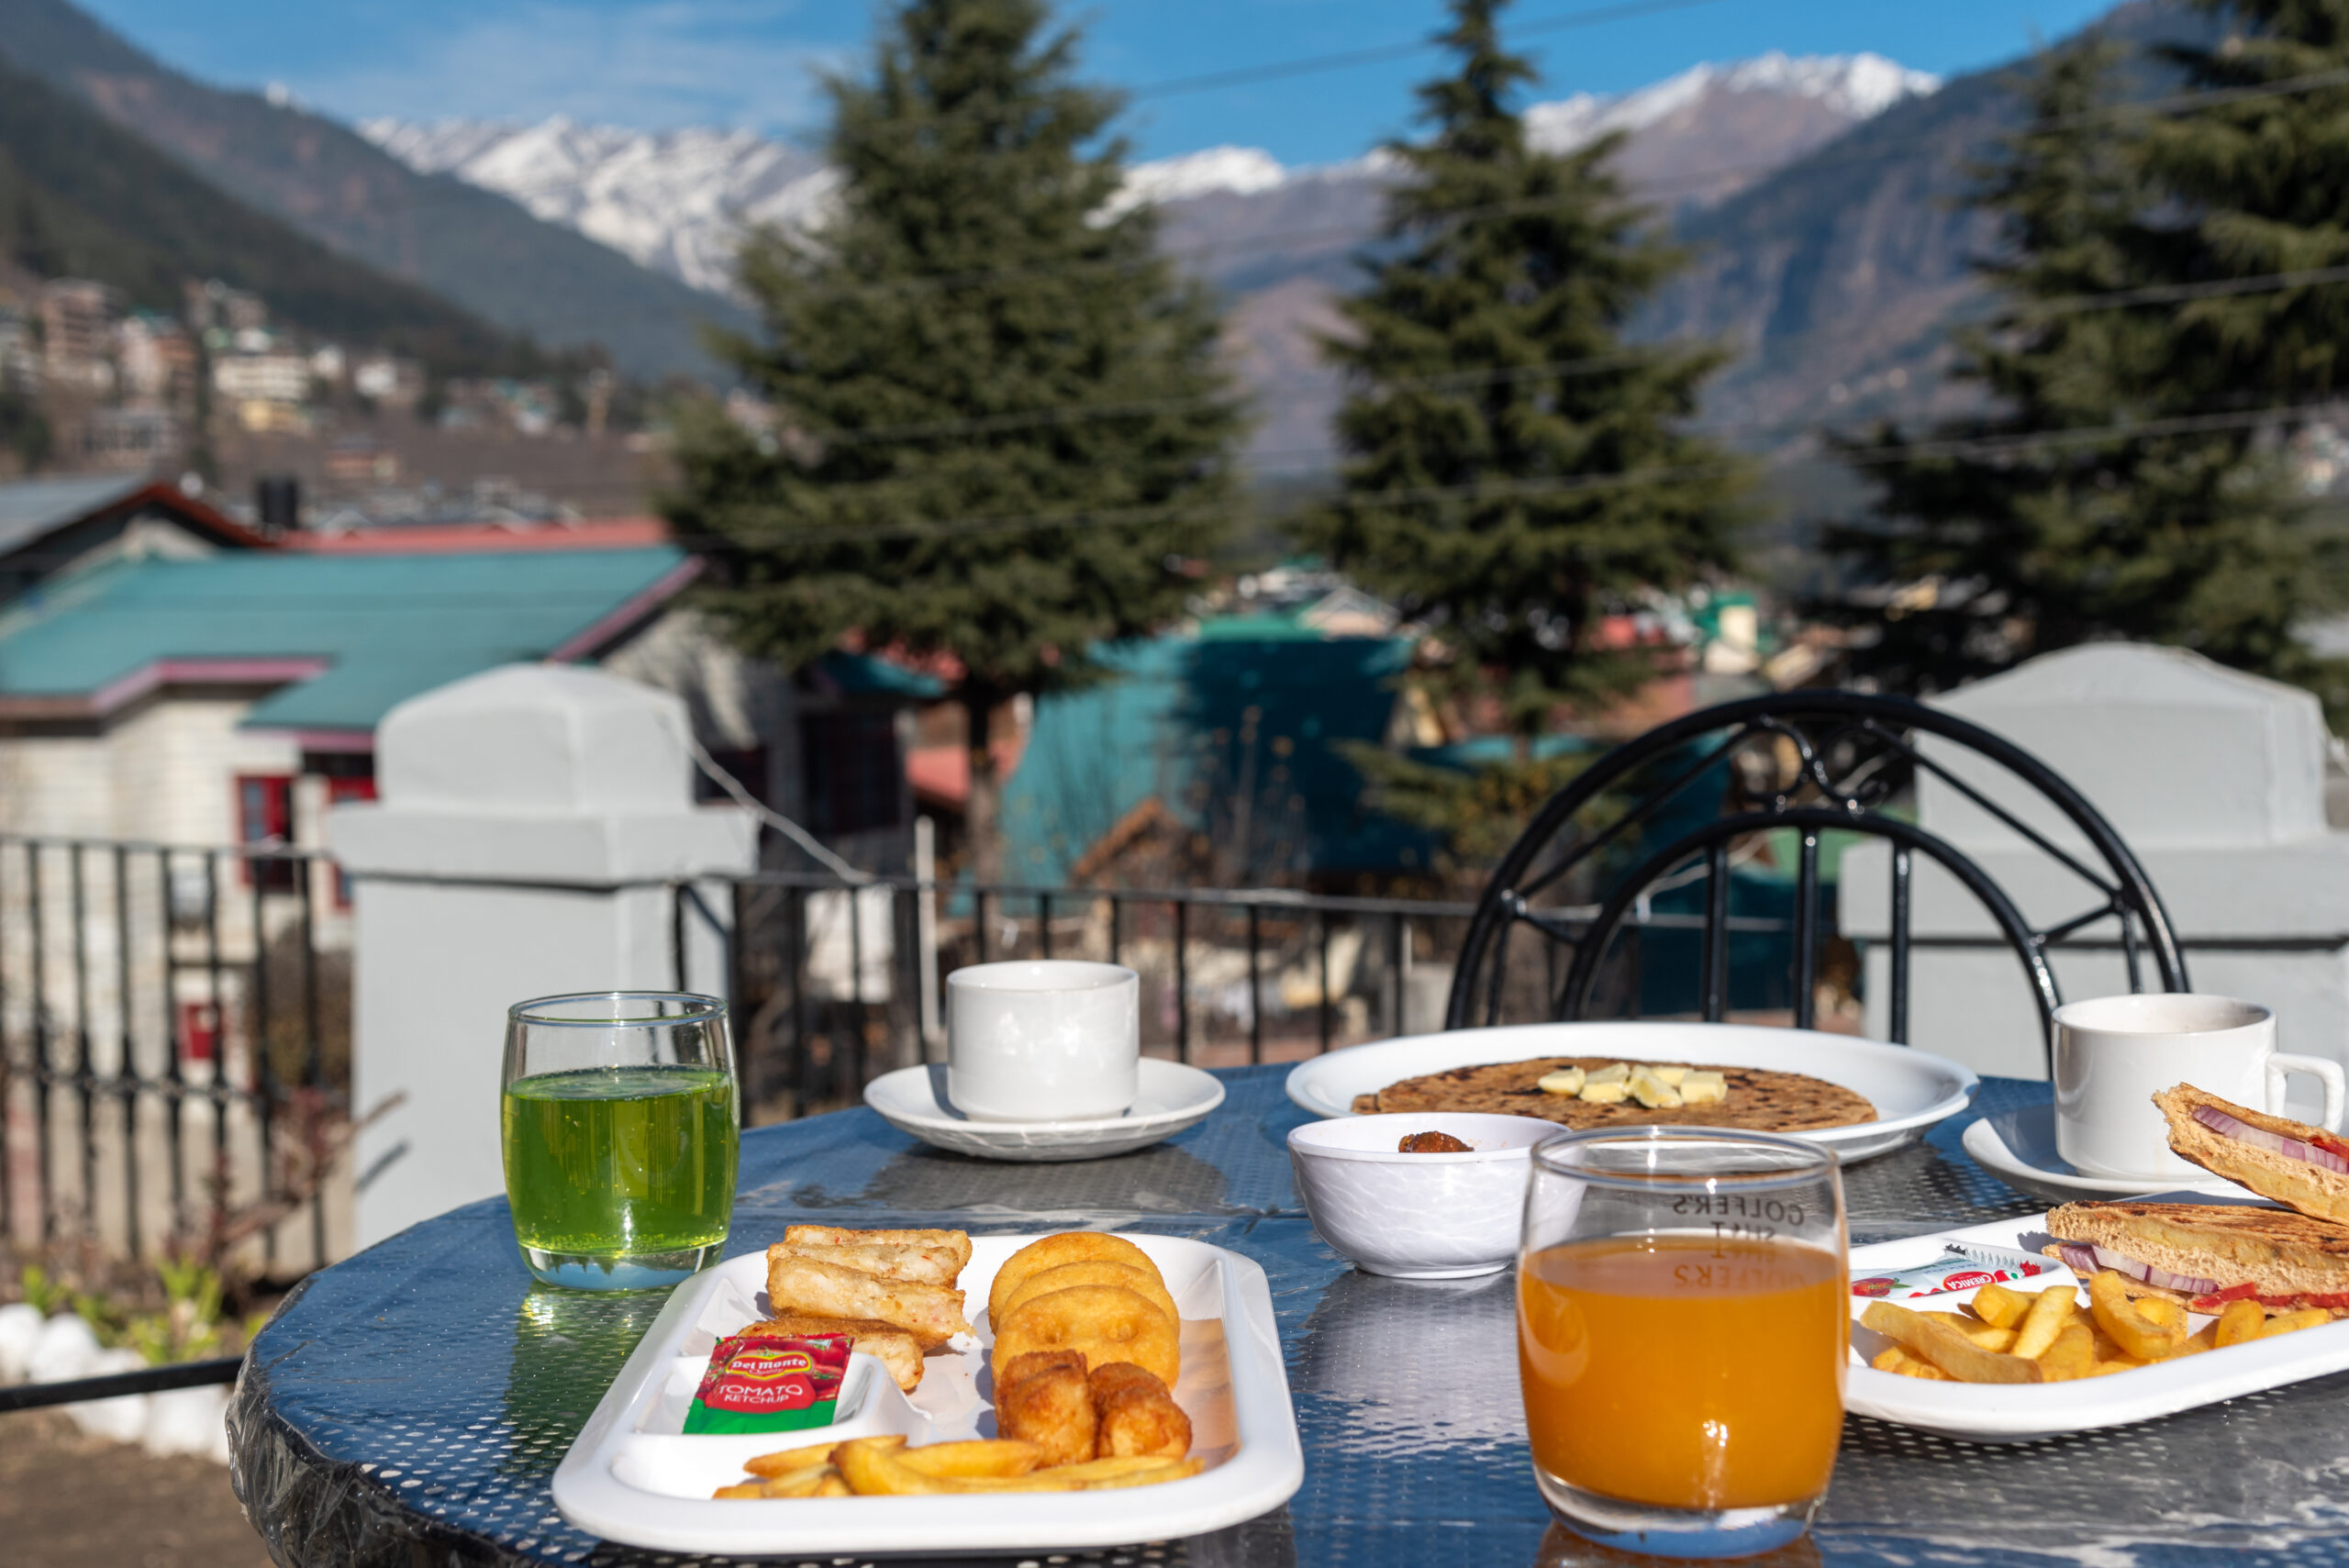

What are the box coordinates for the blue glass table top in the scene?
[228,1068,2349,1567]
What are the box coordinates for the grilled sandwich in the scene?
[2044,1198,2349,1314]
[2157,1084,2349,1225]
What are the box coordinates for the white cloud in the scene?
[293,0,846,135]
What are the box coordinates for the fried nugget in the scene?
[785,1224,972,1274]
[767,1240,963,1287]
[766,1251,969,1348]
[1090,1362,1191,1460]
[986,1233,1166,1325]
[991,1284,1178,1389]
[998,1348,1088,1386]
[741,1313,926,1393]
[994,1357,1097,1466]
[1002,1262,1180,1333]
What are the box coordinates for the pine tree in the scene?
[1833,20,2349,704]
[672,0,1243,878]
[1293,0,1746,748]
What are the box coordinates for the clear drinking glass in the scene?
[1517,1128,1848,1558]
[499,992,740,1291]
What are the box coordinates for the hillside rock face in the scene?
[0,0,742,377]
[363,52,1939,461]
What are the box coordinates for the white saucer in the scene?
[1962,1102,2242,1203]
[863,1058,1226,1162]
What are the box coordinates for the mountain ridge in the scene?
[0,0,744,379]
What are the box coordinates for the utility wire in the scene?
[682,729,872,882]
[421,59,2349,335]
[729,262,2349,450]
[685,395,2349,551]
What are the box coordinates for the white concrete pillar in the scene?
[329,664,755,1249]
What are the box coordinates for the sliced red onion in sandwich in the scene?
[2053,1242,2221,1297]
[2191,1105,2349,1173]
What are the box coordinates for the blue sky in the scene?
[76,0,2120,164]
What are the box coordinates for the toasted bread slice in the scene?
[766,1250,969,1348]
[2157,1084,2349,1225]
[2046,1199,2349,1307]
[741,1314,926,1392]
[767,1239,963,1287]
[785,1224,972,1274]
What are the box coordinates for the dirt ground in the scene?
[0,1408,272,1568]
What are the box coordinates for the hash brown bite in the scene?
[1354,1055,1876,1131]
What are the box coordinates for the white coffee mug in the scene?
[2054,993,2347,1180]
[945,960,1140,1123]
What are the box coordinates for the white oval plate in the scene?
[865,1058,1225,1162]
[1284,1021,1976,1163]
[1962,1102,2241,1203]
[1848,1206,2349,1442]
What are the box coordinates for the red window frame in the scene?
[236,773,298,891]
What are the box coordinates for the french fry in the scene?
[2214,1298,2267,1348]
[1921,1312,2019,1351]
[2012,1283,2077,1359]
[2037,1322,2097,1382]
[2135,1296,2187,1330]
[2085,1358,2144,1377]
[895,1439,1042,1479]
[813,1473,852,1497]
[1861,1301,2043,1383]
[2263,1307,2332,1338]
[2175,1321,2221,1358]
[1871,1345,1953,1380]
[2088,1271,2187,1362]
[831,1436,1197,1495]
[713,1465,841,1500]
[1970,1282,2032,1329]
[743,1441,841,1478]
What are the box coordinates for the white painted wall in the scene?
[1844,644,2349,1081]
[328,663,755,1250]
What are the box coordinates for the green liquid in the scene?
[501,1065,739,1257]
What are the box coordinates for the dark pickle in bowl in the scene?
[1398,1130,1475,1154]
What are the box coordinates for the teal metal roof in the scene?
[998,631,1433,884]
[0,546,690,730]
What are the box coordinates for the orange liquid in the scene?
[1518,1235,1846,1510]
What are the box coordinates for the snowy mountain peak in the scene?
[1524,51,1938,155]
[358,50,1938,298]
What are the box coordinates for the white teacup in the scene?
[945,961,1140,1123]
[2054,993,2346,1180]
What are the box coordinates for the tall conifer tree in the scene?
[673,0,1243,877]
[1837,14,2349,704]
[1295,0,1745,746]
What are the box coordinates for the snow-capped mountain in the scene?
[360,52,1937,300]
[361,117,832,295]
[1525,52,1937,152]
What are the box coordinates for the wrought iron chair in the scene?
[1442,691,2188,1071]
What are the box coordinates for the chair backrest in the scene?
[1442,691,2187,1071]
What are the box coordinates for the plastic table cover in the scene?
[228,1067,2349,1568]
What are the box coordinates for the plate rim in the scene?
[864,1057,1227,1137]
[1280,1021,1977,1143]
[1845,1208,2349,1440]
[1960,1112,2241,1201]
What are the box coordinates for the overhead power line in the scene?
[735,262,2349,450]
[686,396,2349,551]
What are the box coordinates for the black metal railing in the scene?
[0,834,347,1277]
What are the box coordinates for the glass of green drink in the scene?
[500,991,740,1291]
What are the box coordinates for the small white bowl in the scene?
[1286,1112,1561,1280]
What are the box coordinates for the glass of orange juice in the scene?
[1518,1128,1847,1558]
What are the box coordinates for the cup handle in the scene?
[2268,1053,2348,1131]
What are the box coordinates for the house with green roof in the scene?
[0,536,935,877]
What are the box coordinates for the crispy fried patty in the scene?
[1352,1055,1877,1131]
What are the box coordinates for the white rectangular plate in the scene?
[1848,1209,2349,1443]
[551,1232,1304,1554]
